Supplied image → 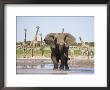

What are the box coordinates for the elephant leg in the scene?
[51,55,58,70]
[65,59,69,70]
[59,55,65,70]
[64,50,69,70]
[56,56,60,63]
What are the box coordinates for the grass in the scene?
[16,47,51,58]
[16,46,92,58]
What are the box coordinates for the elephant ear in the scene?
[64,33,76,46]
[44,33,56,48]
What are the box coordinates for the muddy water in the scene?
[16,59,94,74]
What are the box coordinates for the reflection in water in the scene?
[41,64,53,69]
[34,63,53,69]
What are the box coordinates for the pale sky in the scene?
[16,16,94,43]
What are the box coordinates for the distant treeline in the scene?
[16,41,94,47]
[76,42,94,47]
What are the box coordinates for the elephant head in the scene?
[44,33,76,48]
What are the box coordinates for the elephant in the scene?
[44,33,76,70]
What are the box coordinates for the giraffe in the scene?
[23,29,27,58]
[28,26,40,68]
[30,26,40,57]
[79,37,90,59]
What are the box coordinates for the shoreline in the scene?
[16,56,94,61]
